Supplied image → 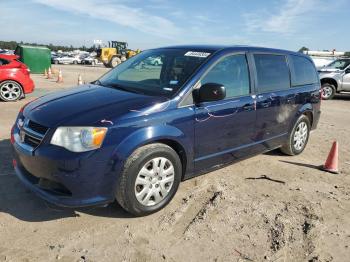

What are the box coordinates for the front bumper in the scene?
[11,125,119,208]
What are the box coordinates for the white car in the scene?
[53,55,81,65]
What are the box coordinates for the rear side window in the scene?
[0,58,9,66]
[254,54,290,92]
[201,54,250,98]
[290,55,318,86]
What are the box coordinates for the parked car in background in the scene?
[0,54,34,101]
[145,56,163,66]
[81,56,100,66]
[11,46,321,215]
[53,55,80,65]
[319,58,350,99]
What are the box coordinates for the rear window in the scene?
[290,55,318,86]
[254,54,290,93]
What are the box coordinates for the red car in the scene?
[0,54,34,102]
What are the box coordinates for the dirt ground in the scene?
[0,65,349,262]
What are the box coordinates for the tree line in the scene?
[0,40,97,52]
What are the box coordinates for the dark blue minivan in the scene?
[11,46,321,215]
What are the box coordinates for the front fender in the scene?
[112,124,193,173]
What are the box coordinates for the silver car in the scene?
[319,59,350,99]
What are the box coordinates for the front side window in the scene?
[326,59,350,70]
[254,54,290,93]
[99,49,212,98]
[290,55,318,86]
[201,54,250,98]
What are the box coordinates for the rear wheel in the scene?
[321,83,336,100]
[116,143,182,216]
[110,56,121,68]
[280,115,310,156]
[0,80,23,102]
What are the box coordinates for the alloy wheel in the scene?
[322,86,333,99]
[293,121,308,151]
[0,81,22,101]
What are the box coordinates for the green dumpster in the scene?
[15,45,51,74]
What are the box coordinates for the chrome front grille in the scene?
[19,118,49,149]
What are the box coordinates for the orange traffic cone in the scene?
[56,69,63,83]
[44,68,48,77]
[77,74,83,85]
[47,67,52,79]
[322,141,339,174]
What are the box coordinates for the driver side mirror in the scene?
[195,83,226,103]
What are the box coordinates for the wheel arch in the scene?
[148,139,188,181]
[297,104,314,127]
[320,78,338,90]
[0,79,24,91]
[113,126,193,180]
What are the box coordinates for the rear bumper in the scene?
[22,76,35,94]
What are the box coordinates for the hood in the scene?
[23,84,168,127]
[318,67,343,73]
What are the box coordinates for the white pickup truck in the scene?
[319,58,350,99]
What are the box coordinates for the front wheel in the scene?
[116,143,182,216]
[280,115,310,156]
[321,83,336,100]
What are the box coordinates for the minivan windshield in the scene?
[98,49,212,98]
[326,59,350,70]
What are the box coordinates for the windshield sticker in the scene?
[169,80,178,85]
[184,51,211,58]
[163,87,173,91]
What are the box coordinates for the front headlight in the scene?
[51,127,108,152]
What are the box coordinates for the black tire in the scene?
[321,83,336,100]
[116,143,182,216]
[109,56,121,68]
[280,115,311,156]
[0,80,23,102]
[54,60,59,65]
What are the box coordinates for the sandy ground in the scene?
[0,65,349,262]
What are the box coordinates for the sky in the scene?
[0,0,349,51]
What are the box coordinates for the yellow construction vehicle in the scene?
[97,41,141,68]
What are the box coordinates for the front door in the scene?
[194,53,256,171]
